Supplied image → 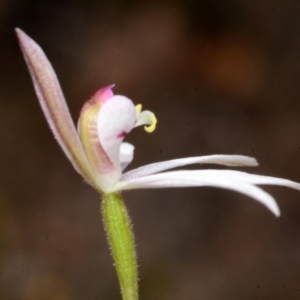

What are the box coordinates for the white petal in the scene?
[198,170,300,190]
[16,28,95,185]
[154,170,300,190]
[123,155,258,180]
[120,142,135,171]
[97,95,136,172]
[115,171,280,216]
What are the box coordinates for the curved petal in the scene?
[97,95,136,172]
[120,143,135,171]
[115,171,280,216]
[122,169,300,192]
[16,28,95,185]
[197,170,300,189]
[123,155,258,180]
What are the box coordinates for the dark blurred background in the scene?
[1,0,300,299]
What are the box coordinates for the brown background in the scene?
[1,0,300,299]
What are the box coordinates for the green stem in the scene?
[101,192,138,300]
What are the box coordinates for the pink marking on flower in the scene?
[93,84,115,104]
[117,131,127,138]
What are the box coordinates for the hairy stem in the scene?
[101,192,138,300]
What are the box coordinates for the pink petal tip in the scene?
[93,84,115,104]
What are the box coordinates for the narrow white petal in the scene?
[151,170,300,191]
[16,28,95,185]
[123,155,258,180]
[120,142,135,171]
[97,95,136,171]
[116,171,280,216]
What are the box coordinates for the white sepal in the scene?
[116,170,282,216]
[16,28,95,185]
[123,155,258,180]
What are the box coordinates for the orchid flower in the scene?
[16,28,300,300]
[79,83,300,216]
